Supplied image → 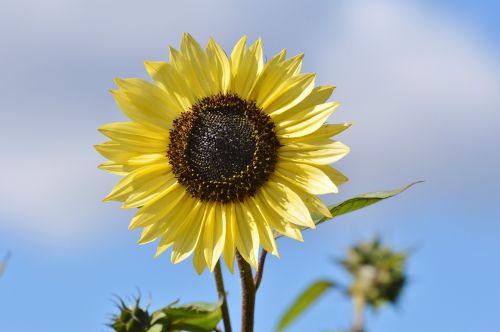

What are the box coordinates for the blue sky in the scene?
[0,0,499,331]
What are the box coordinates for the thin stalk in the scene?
[236,251,256,332]
[352,294,365,332]
[214,261,232,332]
[0,251,11,278]
[253,250,267,290]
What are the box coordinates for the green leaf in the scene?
[316,181,421,227]
[146,325,165,332]
[275,280,335,332]
[274,182,421,239]
[152,301,222,332]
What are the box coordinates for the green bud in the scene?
[340,238,408,310]
[110,296,152,332]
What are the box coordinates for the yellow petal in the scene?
[283,53,304,75]
[180,33,215,96]
[125,154,167,166]
[137,191,198,244]
[279,140,350,165]
[144,61,195,111]
[97,161,129,175]
[99,122,167,141]
[95,141,141,163]
[275,161,338,195]
[250,51,314,116]
[272,86,335,122]
[247,198,279,257]
[169,45,211,100]
[301,194,332,219]
[230,36,247,91]
[203,202,226,272]
[268,174,332,219]
[207,38,231,93]
[103,163,171,202]
[316,165,349,186]
[129,185,187,230]
[97,139,165,156]
[113,78,177,128]
[230,36,261,98]
[155,236,174,258]
[170,202,208,264]
[275,49,287,62]
[122,173,178,208]
[250,49,287,90]
[249,37,264,74]
[137,225,162,245]
[137,61,187,116]
[280,123,351,144]
[253,191,303,242]
[98,153,167,177]
[156,196,205,242]
[260,181,315,229]
[223,203,236,273]
[264,73,316,116]
[192,236,207,275]
[276,102,341,139]
[250,60,292,110]
[234,202,259,268]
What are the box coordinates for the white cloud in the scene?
[1,0,498,248]
[312,1,500,194]
[0,115,124,248]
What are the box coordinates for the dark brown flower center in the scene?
[167,93,280,202]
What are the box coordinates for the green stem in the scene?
[352,294,365,332]
[253,250,267,290]
[214,261,232,332]
[236,251,256,332]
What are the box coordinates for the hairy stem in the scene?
[253,250,267,290]
[236,251,256,332]
[214,261,232,332]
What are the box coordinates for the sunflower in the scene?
[96,34,350,274]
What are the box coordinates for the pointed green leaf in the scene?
[314,181,422,227]
[275,280,335,332]
[274,182,421,239]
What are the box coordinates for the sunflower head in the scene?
[96,33,350,274]
[168,92,280,203]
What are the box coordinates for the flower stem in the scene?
[236,251,256,332]
[253,250,267,290]
[352,294,365,332]
[214,261,232,332]
[0,251,11,278]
